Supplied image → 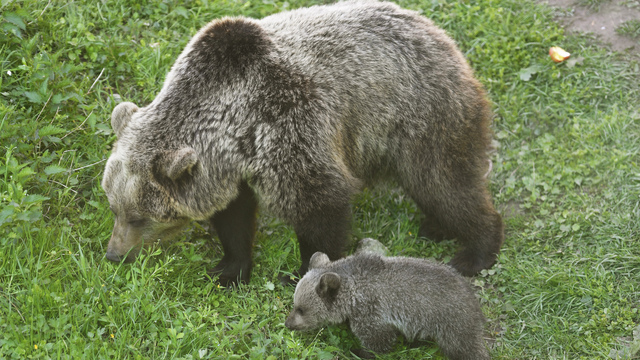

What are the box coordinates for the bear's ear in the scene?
[111,102,139,138]
[309,252,331,269]
[316,272,341,302]
[165,147,199,180]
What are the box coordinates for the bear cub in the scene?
[285,239,490,360]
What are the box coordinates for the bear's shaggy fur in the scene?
[285,241,490,359]
[102,0,503,285]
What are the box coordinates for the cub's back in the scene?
[343,255,483,341]
[381,256,477,302]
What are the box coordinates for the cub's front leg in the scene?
[350,321,398,359]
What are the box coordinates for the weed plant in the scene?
[617,19,640,39]
[1,0,639,359]
[577,0,611,11]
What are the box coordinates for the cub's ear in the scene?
[309,252,331,269]
[165,147,198,180]
[355,238,388,256]
[316,272,341,302]
[111,102,139,137]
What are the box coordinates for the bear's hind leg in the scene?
[435,323,490,360]
[208,180,258,286]
[418,208,455,242]
[445,193,503,277]
[404,176,503,276]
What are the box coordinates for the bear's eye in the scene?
[128,218,148,227]
[296,308,304,316]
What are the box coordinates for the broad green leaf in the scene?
[173,6,189,18]
[87,200,103,209]
[0,206,15,225]
[1,22,22,38]
[3,12,26,30]
[38,125,66,137]
[44,165,67,175]
[519,64,544,81]
[24,91,43,103]
[22,194,49,204]
[16,166,36,179]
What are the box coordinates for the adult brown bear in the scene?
[101,0,504,286]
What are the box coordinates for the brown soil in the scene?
[537,0,640,57]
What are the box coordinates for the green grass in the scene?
[1,0,640,359]
[623,0,640,9]
[576,0,611,10]
[617,19,640,39]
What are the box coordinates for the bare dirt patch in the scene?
[537,0,640,57]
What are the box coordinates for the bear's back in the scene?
[258,0,463,92]
[257,1,478,179]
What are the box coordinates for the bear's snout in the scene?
[105,251,122,262]
[284,315,294,329]
[105,218,145,263]
[285,313,299,330]
[105,251,135,263]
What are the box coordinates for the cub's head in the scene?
[285,253,346,331]
[101,102,198,263]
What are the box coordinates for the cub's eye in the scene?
[296,308,304,315]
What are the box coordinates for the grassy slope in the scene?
[1,0,639,359]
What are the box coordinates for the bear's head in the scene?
[101,102,199,263]
[285,252,347,331]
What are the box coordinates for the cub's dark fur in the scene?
[285,243,490,359]
[102,0,503,285]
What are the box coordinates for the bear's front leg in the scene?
[292,201,352,279]
[208,181,258,286]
